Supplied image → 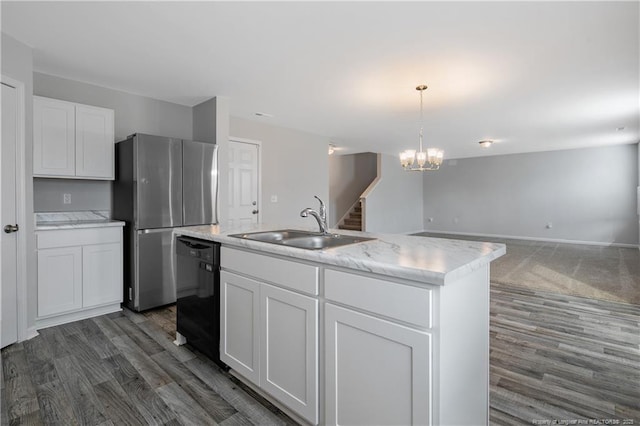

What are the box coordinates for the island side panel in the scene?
[437,265,490,425]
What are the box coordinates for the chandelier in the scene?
[399,85,444,171]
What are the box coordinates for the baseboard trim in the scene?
[418,229,640,249]
[25,327,39,341]
[403,229,428,236]
[35,303,122,330]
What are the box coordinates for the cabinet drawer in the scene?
[221,247,319,295]
[37,227,122,249]
[325,269,432,328]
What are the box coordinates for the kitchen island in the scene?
[175,224,505,426]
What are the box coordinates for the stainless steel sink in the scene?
[282,234,374,250]
[231,229,317,243]
[229,229,375,250]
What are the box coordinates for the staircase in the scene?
[338,201,362,231]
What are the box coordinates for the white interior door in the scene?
[228,139,259,227]
[1,81,19,348]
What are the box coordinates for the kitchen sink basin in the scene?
[231,229,316,243]
[282,234,374,250]
[229,229,375,250]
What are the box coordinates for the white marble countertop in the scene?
[175,223,506,285]
[35,211,125,230]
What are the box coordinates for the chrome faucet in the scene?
[300,195,329,234]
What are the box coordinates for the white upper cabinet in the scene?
[75,104,115,178]
[33,96,115,180]
[33,97,76,176]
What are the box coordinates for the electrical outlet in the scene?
[63,193,71,204]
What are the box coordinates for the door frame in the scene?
[228,136,262,224]
[1,75,29,342]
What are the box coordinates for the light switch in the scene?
[270,195,278,203]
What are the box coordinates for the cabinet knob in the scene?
[4,224,19,233]
[252,210,259,215]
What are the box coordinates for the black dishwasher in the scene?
[176,236,226,368]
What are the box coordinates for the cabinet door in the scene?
[33,97,75,176]
[37,246,82,317]
[75,104,115,179]
[220,271,260,385]
[260,284,318,424]
[325,303,432,426]
[82,243,122,308]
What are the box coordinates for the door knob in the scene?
[4,224,19,233]
[252,210,259,215]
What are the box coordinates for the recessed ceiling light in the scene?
[478,140,493,148]
[255,112,273,118]
[616,126,625,131]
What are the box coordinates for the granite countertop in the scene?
[175,223,506,285]
[35,211,125,230]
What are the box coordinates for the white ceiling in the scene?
[2,1,639,158]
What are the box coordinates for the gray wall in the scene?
[329,152,377,226]
[364,154,424,234]
[193,97,230,225]
[32,72,194,213]
[2,32,36,330]
[423,144,639,246]
[229,117,330,228]
[33,179,110,212]
[192,97,217,143]
[34,72,193,141]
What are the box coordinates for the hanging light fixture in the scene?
[399,85,444,171]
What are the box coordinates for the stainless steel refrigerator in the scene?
[113,133,218,311]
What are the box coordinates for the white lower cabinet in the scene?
[324,303,432,426]
[82,242,122,308]
[220,268,318,424]
[260,283,317,424]
[220,247,489,425]
[37,246,83,317]
[220,271,261,384]
[36,226,123,328]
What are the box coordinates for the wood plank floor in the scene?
[3,284,639,424]
[490,282,640,425]
[1,307,298,426]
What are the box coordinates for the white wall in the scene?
[2,32,36,331]
[364,154,424,234]
[328,152,377,226]
[229,117,329,228]
[423,144,639,246]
